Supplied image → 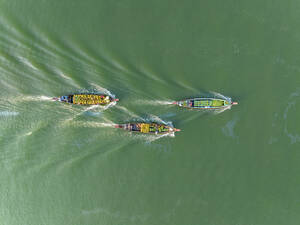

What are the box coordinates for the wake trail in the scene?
[115,105,142,119]
[89,83,116,98]
[213,105,232,114]
[0,111,19,117]
[130,132,175,143]
[131,100,174,106]
[145,114,174,127]
[210,91,232,101]
[63,120,116,128]
[14,95,55,102]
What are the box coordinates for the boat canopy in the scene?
[194,100,213,107]
[193,99,229,108]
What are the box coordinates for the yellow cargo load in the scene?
[140,123,150,133]
[73,94,110,105]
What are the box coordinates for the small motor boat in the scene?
[115,123,180,135]
[53,94,119,105]
[173,98,238,109]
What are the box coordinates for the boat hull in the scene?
[56,94,118,105]
[115,123,180,134]
[173,98,235,109]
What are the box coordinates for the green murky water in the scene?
[1,0,300,224]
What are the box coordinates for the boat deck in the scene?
[72,94,110,105]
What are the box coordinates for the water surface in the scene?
[1,0,300,224]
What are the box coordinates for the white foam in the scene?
[210,91,232,101]
[24,132,32,136]
[17,56,38,71]
[66,121,116,128]
[132,132,176,143]
[0,111,19,116]
[54,69,81,88]
[146,114,172,126]
[134,100,174,105]
[21,95,54,101]
[89,82,115,98]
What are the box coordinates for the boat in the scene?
[115,123,180,134]
[172,98,238,109]
[53,94,119,105]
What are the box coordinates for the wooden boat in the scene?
[115,123,180,134]
[173,98,238,109]
[53,94,119,105]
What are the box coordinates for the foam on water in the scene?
[131,132,175,143]
[53,68,81,88]
[210,91,232,101]
[222,116,239,139]
[18,95,54,102]
[17,56,38,71]
[24,131,33,136]
[0,111,19,116]
[65,121,116,128]
[212,105,232,114]
[63,102,116,123]
[89,82,116,98]
[145,114,172,126]
[283,89,300,144]
[175,81,199,93]
[115,105,142,120]
[132,100,174,106]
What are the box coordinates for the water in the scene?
[1,0,300,224]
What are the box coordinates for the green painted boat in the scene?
[173,98,238,109]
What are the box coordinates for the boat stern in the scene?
[60,96,69,102]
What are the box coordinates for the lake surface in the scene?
[0,0,300,224]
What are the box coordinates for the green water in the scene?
[1,0,300,224]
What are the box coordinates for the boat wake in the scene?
[17,56,38,71]
[222,115,239,139]
[115,105,142,119]
[145,114,173,127]
[102,101,117,110]
[133,100,174,106]
[129,131,175,143]
[210,91,232,101]
[63,102,116,122]
[63,120,116,128]
[212,105,232,114]
[0,111,19,117]
[16,95,55,102]
[89,83,116,99]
